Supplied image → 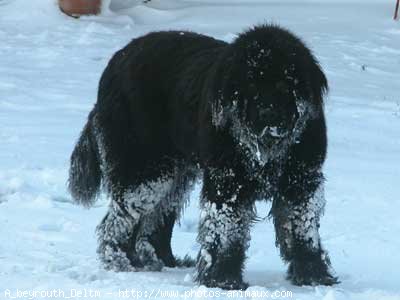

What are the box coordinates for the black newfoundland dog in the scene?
[69,24,338,289]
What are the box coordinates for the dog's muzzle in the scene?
[257,100,313,148]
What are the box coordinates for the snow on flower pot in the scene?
[59,0,101,17]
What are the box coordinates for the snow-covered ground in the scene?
[0,0,399,299]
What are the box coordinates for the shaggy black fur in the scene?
[69,24,338,289]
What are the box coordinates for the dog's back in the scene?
[96,31,227,157]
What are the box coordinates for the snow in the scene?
[0,0,399,299]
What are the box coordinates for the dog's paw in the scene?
[287,260,339,286]
[141,260,164,272]
[136,238,164,271]
[99,244,138,272]
[288,270,339,286]
[200,278,249,290]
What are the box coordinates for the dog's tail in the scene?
[68,110,101,207]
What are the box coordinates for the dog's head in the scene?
[212,25,328,165]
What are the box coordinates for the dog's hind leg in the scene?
[96,200,142,271]
[91,119,175,271]
[96,169,177,272]
[97,159,196,272]
[135,167,197,269]
[96,163,181,271]
[140,210,177,268]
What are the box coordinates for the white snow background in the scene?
[0,0,399,299]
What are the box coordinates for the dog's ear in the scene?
[211,51,243,128]
[211,90,228,128]
[211,86,240,128]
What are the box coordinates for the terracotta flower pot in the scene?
[59,0,101,17]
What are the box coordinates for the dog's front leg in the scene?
[271,162,339,285]
[269,114,338,286]
[195,167,254,290]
